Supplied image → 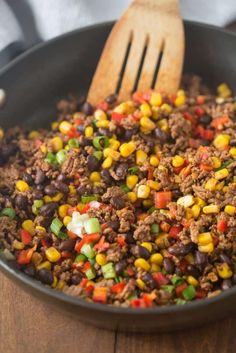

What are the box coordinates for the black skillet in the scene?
[0,21,236,333]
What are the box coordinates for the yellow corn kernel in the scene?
[212,157,221,169]
[213,134,230,150]
[185,208,193,220]
[191,204,201,219]
[194,197,206,207]
[52,276,58,288]
[150,92,162,107]
[85,126,94,138]
[187,276,199,287]
[37,261,52,270]
[205,178,217,191]
[103,148,120,161]
[13,240,25,250]
[28,130,40,139]
[215,181,225,191]
[45,247,61,263]
[102,156,113,169]
[197,232,212,245]
[198,243,214,253]
[157,118,169,132]
[140,117,156,131]
[149,155,159,167]
[217,83,232,98]
[35,225,46,236]
[215,168,229,180]
[51,121,59,130]
[89,172,101,183]
[16,180,29,192]
[136,278,145,290]
[216,262,233,279]
[147,180,160,191]
[172,155,185,167]
[229,147,236,157]
[52,192,63,202]
[151,106,159,120]
[0,127,4,139]
[140,103,152,117]
[96,253,107,266]
[185,253,194,264]
[127,191,137,203]
[134,258,150,271]
[56,279,66,290]
[202,204,220,214]
[44,195,52,203]
[141,242,152,253]
[137,185,150,199]
[142,199,153,208]
[150,253,163,265]
[31,252,43,265]
[126,175,138,189]
[136,150,147,165]
[40,144,47,154]
[96,120,110,128]
[175,95,186,107]
[161,103,172,113]
[155,233,168,249]
[224,205,236,216]
[94,109,107,120]
[51,136,63,152]
[22,219,35,235]
[177,195,194,208]
[177,89,185,96]
[154,145,161,153]
[109,139,120,150]
[63,216,72,226]
[58,204,70,218]
[151,263,161,272]
[114,101,134,114]
[69,185,76,195]
[223,186,229,193]
[59,121,72,134]
[119,142,136,157]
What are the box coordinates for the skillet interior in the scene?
[0,21,236,332]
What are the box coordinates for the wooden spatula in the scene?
[88,0,184,104]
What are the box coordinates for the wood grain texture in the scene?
[1,271,236,353]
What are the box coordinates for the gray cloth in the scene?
[1,0,236,62]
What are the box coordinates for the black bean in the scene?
[195,251,207,265]
[38,268,53,285]
[24,264,36,277]
[98,128,113,137]
[175,267,183,276]
[142,273,156,289]
[77,124,85,133]
[71,274,82,285]
[154,128,168,143]
[116,126,125,138]
[115,260,126,276]
[57,173,67,182]
[110,197,125,210]
[172,189,183,198]
[107,220,120,231]
[163,257,175,274]
[2,144,18,159]
[54,181,69,194]
[79,136,92,147]
[168,242,196,256]
[101,169,112,183]
[124,232,135,244]
[81,102,93,115]
[199,115,212,126]
[59,239,76,252]
[186,264,200,277]
[131,245,150,260]
[22,172,34,186]
[87,155,101,172]
[32,190,44,200]
[35,170,46,185]
[15,194,28,209]
[230,139,236,147]
[36,185,44,191]
[115,163,128,179]
[124,127,139,141]
[199,139,211,146]
[0,185,11,195]
[105,94,117,104]
[219,253,232,265]
[39,202,57,217]
[44,184,58,196]
[221,279,232,291]
[77,185,91,196]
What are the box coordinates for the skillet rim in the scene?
[1,19,236,317]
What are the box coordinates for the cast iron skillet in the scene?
[0,21,236,333]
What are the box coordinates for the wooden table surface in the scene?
[1,272,236,353]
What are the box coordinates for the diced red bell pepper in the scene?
[179,259,189,274]
[155,191,172,209]
[211,115,230,130]
[61,251,72,258]
[195,289,206,299]
[35,139,42,148]
[75,233,101,252]
[93,287,108,304]
[212,236,219,247]
[111,282,126,294]
[17,248,35,265]
[142,293,156,307]
[96,101,109,111]
[67,207,78,216]
[82,261,91,272]
[195,106,205,117]
[175,282,188,297]
[160,221,171,233]
[41,238,51,248]
[20,229,32,245]
[147,167,154,180]
[93,235,110,251]
[127,266,135,276]
[203,129,214,141]
[132,91,147,104]
[79,203,91,214]
[131,298,146,308]
[189,138,201,148]
[153,272,169,288]
[80,278,88,288]
[111,112,126,124]
[196,95,206,105]
[143,91,152,101]
[85,282,94,293]
[67,126,80,138]
[67,231,78,240]
[117,235,126,247]
[169,225,182,239]
[183,112,196,125]
[200,163,213,172]
[217,219,228,233]
[179,165,192,177]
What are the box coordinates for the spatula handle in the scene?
[133,0,181,14]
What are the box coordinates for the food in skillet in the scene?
[0,77,236,308]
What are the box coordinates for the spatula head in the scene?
[88,0,184,104]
